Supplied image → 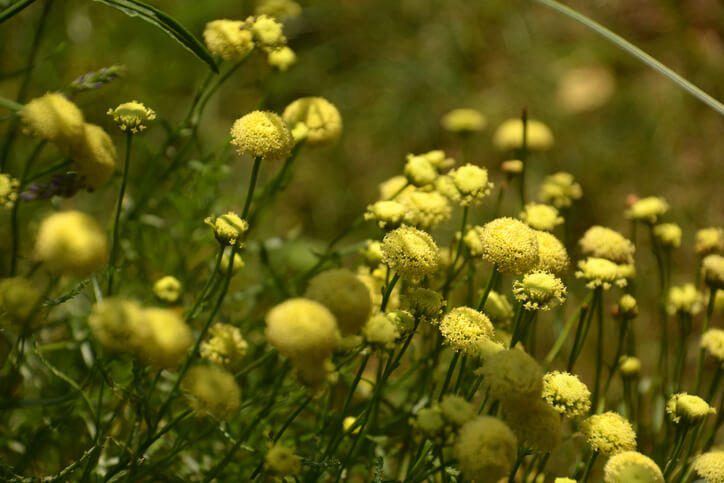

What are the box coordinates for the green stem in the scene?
[476,265,499,311]
[241,157,262,219]
[568,288,601,372]
[673,313,691,393]
[380,272,400,312]
[580,451,598,483]
[591,290,605,413]
[695,288,718,393]
[518,108,528,207]
[508,447,528,483]
[107,133,132,295]
[438,351,461,401]
[544,292,593,368]
[600,317,629,411]
[0,96,23,112]
[663,425,689,478]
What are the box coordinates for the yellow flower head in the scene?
[502,398,562,453]
[35,211,108,277]
[205,211,249,246]
[381,226,440,281]
[626,196,669,224]
[305,268,371,335]
[441,108,487,132]
[404,154,438,187]
[575,257,629,290]
[362,313,399,348]
[152,276,181,303]
[248,14,286,49]
[398,189,452,230]
[619,356,642,377]
[513,270,567,311]
[378,175,410,200]
[666,393,715,425]
[265,298,339,359]
[387,309,415,336]
[434,174,461,203]
[439,306,495,356]
[265,443,302,477]
[581,411,637,456]
[420,149,455,170]
[449,164,493,206]
[181,365,241,420]
[88,298,145,353]
[220,250,244,274]
[255,0,302,19]
[520,203,564,232]
[667,284,703,316]
[501,159,524,175]
[579,226,635,265]
[106,101,156,134]
[137,308,193,369]
[364,200,406,229]
[479,217,539,274]
[534,231,570,277]
[480,349,543,403]
[539,171,582,208]
[493,118,554,151]
[654,223,682,249]
[0,173,19,209]
[342,416,360,434]
[542,370,591,417]
[200,323,248,371]
[0,277,43,330]
[70,124,116,190]
[484,290,515,325]
[462,225,484,257]
[203,20,254,61]
[693,450,724,483]
[283,97,342,146]
[21,93,85,148]
[557,65,616,114]
[701,329,724,364]
[401,287,445,325]
[603,451,664,483]
[360,240,384,266]
[267,46,296,71]
[703,254,724,289]
[414,406,445,438]
[696,227,724,256]
[453,416,517,483]
[439,394,476,427]
[230,110,294,160]
[618,294,639,318]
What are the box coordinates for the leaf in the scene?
[0,0,37,25]
[90,0,218,73]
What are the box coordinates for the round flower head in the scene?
[417,149,455,170]
[626,197,669,224]
[230,110,294,160]
[181,365,241,420]
[520,203,564,232]
[414,406,445,438]
[381,226,440,281]
[70,123,116,189]
[378,175,410,200]
[653,223,682,249]
[21,93,84,148]
[282,97,342,146]
[480,349,543,402]
[666,393,715,425]
[248,15,286,49]
[701,329,724,364]
[619,356,642,377]
[0,277,43,329]
[501,159,524,175]
[603,451,664,483]
[360,240,383,266]
[667,284,703,316]
[449,164,493,206]
[364,200,406,229]
[439,394,476,427]
[694,450,724,482]
[557,65,616,113]
[106,101,155,133]
[619,294,639,318]
[362,313,399,348]
[535,230,570,276]
[138,308,193,369]
[398,189,452,230]
[493,118,554,151]
[0,173,19,209]
[205,211,249,246]
[484,290,514,325]
[453,416,517,482]
[502,398,562,453]
[434,175,461,204]
[542,371,591,417]
[200,323,248,371]
[34,211,108,277]
[703,254,724,289]
[255,0,302,18]
[439,306,495,356]
[463,226,484,257]
[513,270,567,311]
[479,217,539,274]
[400,287,445,325]
[153,276,181,303]
[696,228,724,256]
[581,411,637,456]
[305,268,371,335]
[579,226,635,265]
[539,171,582,208]
[88,298,144,353]
[441,108,487,132]
[203,20,254,61]
[265,298,339,359]
[387,309,415,337]
[265,443,302,477]
[403,154,437,187]
[576,257,628,290]
[267,46,296,71]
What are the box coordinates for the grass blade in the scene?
[0,0,37,24]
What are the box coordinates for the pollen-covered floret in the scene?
[576,257,629,290]
[666,393,715,425]
[21,93,85,147]
[667,284,703,316]
[480,349,543,403]
[539,171,582,208]
[542,371,591,417]
[579,226,635,265]
[181,365,241,420]
[381,226,440,281]
[439,306,495,356]
[305,268,371,335]
[654,223,682,248]
[265,298,339,359]
[534,230,570,276]
[696,227,724,256]
[282,97,342,146]
[513,270,567,311]
[137,308,193,369]
[626,196,669,224]
[106,101,155,133]
[441,108,487,132]
[230,110,294,160]
[493,118,554,151]
[364,200,406,229]
[70,123,116,189]
[200,323,248,371]
[453,416,517,483]
[581,411,637,456]
[693,450,724,483]
[701,329,724,363]
[603,451,664,483]
[478,217,539,274]
[153,276,181,303]
[520,203,563,232]
[203,20,254,61]
[205,211,249,246]
[400,287,445,325]
[0,173,19,209]
[703,254,724,289]
[448,164,493,206]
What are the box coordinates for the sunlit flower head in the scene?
[542,371,591,417]
[693,450,724,483]
[576,257,629,290]
[441,108,487,133]
[107,101,156,134]
[439,306,495,356]
[231,110,294,160]
[283,97,342,146]
[579,225,635,265]
[513,270,566,311]
[534,230,570,277]
[381,226,440,281]
[494,118,554,151]
[626,196,669,224]
[448,164,493,206]
[539,171,582,208]
[603,451,664,483]
[581,411,637,456]
[478,217,539,274]
[666,393,715,425]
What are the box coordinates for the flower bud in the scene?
[282,97,342,146]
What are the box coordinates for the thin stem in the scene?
[580,451,598,483]
[695,288,718,393]
[380,272,400,312]
[0,96,23,112]
[545,292,593,368]
[591,290,605,412]
[518,108,528,207]
[107,133,132,295]
[600,317,629,411]
[476,265,499,311]
[568,288,601,372]
[438,352,461,401]
[508,447,528,483]
[241,157,262,219]
[663,425,689,478]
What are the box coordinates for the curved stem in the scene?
[107,133,132,295]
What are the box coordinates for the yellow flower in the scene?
[267,46,296,70]
[305,269,371,335]
[397,189,452,230]
[203,20,254,61]
[88,298,145,353]
[137,308,193,369]
[579,225,635,265]
[106,101,156,134]
[696,228,724,256]
[701,329,724,364]
[362,313,399,348]
[440,108,487,132]
[403,154,437,187]
[478,217,539,274]
[282,97,342,146]
[414,406,445,438]
[693,450,724,483]
[0,277,43,330]
[542,371,591,417]
[513,270,566,311]
[378,175,410,200]
[480,349,543,403]
[248,15,286,49]
[557,65,616,113]
[666,393,715,425]
[255,0,302,18]
[34,211,108,277]
[181,365,241,420]
[581,411,637,456]
[230,110,294,160]
[618,294,639,318]
[484,290,515,325]
[265,298,339,359]
[654,223,682,249]
[626,196,669,224]
[534,230,570,276]
[520,203,564,232]
[493,118,554,151]
[205,211,249,246]
[463,226,484,257]
[418,149,455,170]
[619,356,641,377]
[21,93,84,148]
[539,171,582,208]
[502,398,562,453]
[200,323,248,371]
[667,284,703,316]
[401,287,445,325]
[603,451,664,483]
[265,443,302,477]
[501,159,524,175]
[220,250,244,274]
[70,124,116,190]
[381,226,440,281]
[449,164,493,206]
[576,257,629,290]
[703,254,724,289]
[453,416,517,483]
[364,200,406,229]
[439,394,476,427]
[439,306,495,356]
[153,276,181,303]
[0,173,19,209]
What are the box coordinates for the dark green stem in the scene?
[107,133,132,295]
[695,288,718,393]
[476,265,499,311]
